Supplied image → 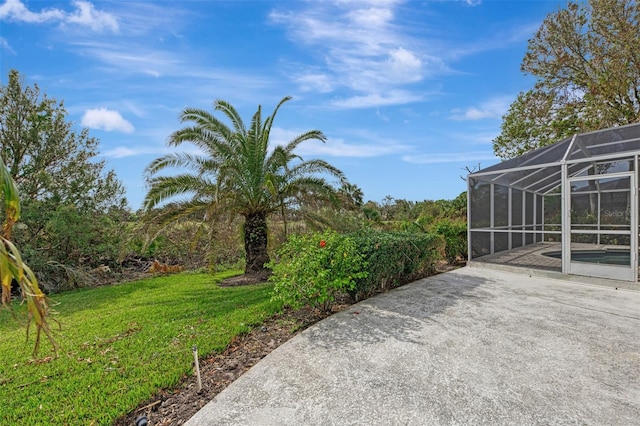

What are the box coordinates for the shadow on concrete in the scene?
[303,270,492,349]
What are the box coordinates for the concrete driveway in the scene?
[187,267,640,425]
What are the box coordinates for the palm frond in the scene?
[265,145,300,171]
[0,156,20,235]
[262,96,292,139]
[144,152,219,178]
[143,174,216,210]
[283,129,327,154]
[179,108,234,141]
[287,158,345,180]
[143,199,213,230]
[1,157,56,356]
[214,99,246,134]
[168,126,228,157]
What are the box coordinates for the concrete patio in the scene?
[187,266,640,425]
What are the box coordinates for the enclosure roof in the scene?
[469,122,640,194]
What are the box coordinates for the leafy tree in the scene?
[0,69,125,211]
[144,96,345,276]
[0,69,127,290]
[380,195,396,221]
[362,201,382,222]
[494,0,640,159]
[493,89,584,159]
[0,157,55,355]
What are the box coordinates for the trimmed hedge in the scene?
[269,230,445,310]
[347,230,444,301]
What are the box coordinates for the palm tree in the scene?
[144,96,345,276]
[338,181,364,210]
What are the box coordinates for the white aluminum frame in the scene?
[566,172,637,281]
[468,123,640,283]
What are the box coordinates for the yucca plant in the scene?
[0,157,55,355]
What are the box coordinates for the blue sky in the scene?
[0,0,565,210]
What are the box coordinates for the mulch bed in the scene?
[113,298,348,426]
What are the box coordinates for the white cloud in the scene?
[376,109,389,122]
[110,3,179,36]
[295,73,334,93]
[387,47,423,83]
[446,131,498,145]
[82,108,134,133]
[120,100,149,120]
[271,0,536,109]
[347,7,393,27]
[299,138,409,158]
[66,1,118,32]
[0,36,15,54]
[449,96,512,120]
[331,90,423,109]
[103,147,139,158]
[402,151,497,164]
[270,127,410,158]
[103,146,166,158]
[270,1,433,107]
[71,41,181,75]
[0,0,118,32]
[102,144,203,159]
[69,41,274,97]
[0,0,64,23]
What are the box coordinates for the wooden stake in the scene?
[192,345,202,391]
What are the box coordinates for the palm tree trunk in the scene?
[280,202,288,237]
[243,211,270,276]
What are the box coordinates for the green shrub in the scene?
[14,203,130,292]
[269,230,444,310]
[430,218,467,264]
[268,230,368,311]
[347,230,444,301]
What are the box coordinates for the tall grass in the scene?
[0,271,281,425]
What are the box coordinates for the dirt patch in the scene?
[436,259,465,274]
[218,272,270,287]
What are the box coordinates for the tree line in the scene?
[0,68,466,292]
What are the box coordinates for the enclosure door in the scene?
[568,172,637,282]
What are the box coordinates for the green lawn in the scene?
[0,271,282,425]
